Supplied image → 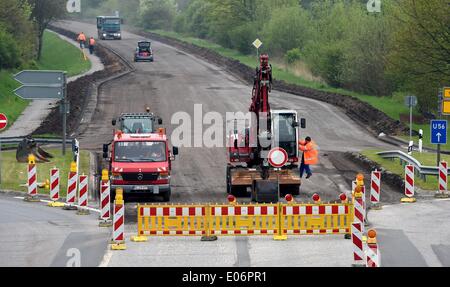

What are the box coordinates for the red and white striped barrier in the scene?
[50,168,60,201]
[111,188,126,250]
[402,165,416,203]
[351,222,365,267]
[27,159,37,197]
[64,162,78,210]
[366,229,380,267]
[100,180,111,223]
[439,161,447,194]
[370,170,381,209]
[353,188,365,234]
[142,206,206,217]
[77,175,89,215]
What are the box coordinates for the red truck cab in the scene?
[103,130,178,201]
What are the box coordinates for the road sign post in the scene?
[252,39,263,61]
[431,119,447,167]
[0,113,8,185]
[13,70,67,155]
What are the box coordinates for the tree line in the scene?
[84,0,450,113]
[0,0,66,70]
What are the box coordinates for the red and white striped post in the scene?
[99,169,112,227]
[354,185,365,234]
[366,229,380,267]
[111,187,126,250]
[24,154,39,202]
[370,170,382,210]
[63,161,78,210]
[401,164,416,203]
[48,168,65,207]
[77,174,90,215]
[351,222,365,267]
[436,161,449,198]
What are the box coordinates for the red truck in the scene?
[103,130,178,201]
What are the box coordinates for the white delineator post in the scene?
[111,188,126,250]
[351,222,365,267]
[77,174,90,215]
[370,170,382,209]
[401,164,416,203]
[63,161,78,210]
[99,169,112,227]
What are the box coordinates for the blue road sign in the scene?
[431,120,447,144]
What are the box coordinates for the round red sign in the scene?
[268,147,288,168]
[0,113,7,131]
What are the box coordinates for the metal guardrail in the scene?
[0,137,74,145]
[377,150,445,176]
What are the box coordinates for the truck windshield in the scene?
[121,118,153,133]
[273,113,297,157]
[114,141,166,162]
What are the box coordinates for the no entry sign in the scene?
[0,113,7,130]
[268,147,288,168]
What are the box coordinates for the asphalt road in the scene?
[0,194,109,267]
[55,20,397,206]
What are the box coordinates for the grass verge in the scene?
[0,149,90,196]
[149,30,449,149]
[361,149,450,191]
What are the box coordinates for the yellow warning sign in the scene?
[442,101,450,115]
[252,39,263,49]
[444,87,450,99]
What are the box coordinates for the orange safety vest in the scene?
[77,33,86,42]
[89,38,95,46]
[299,140,318,165]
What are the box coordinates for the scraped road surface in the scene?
[55,20,396,204]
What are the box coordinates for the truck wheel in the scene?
[162,189,171,202]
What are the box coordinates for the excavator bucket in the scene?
[251,179,279,203]
[16,138,53,163]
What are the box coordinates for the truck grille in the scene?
[122,172,159,181]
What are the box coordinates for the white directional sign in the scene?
[252,39,263,49]
[14,85,64,100]
[14,70,65,85]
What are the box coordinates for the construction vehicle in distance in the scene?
[112,108,163,134]
[103,130,178,202]
[97,16,122,40]
[227,54,305,203]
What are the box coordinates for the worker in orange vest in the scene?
[298,136,318,179]
[77,32,86,49]
[88,37,96,55]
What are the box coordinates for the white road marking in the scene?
[13,196,101,213]
[98,249,113,267]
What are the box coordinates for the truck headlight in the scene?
[158,172,169,180]
[111,172,123,180]
[103,33,107,37]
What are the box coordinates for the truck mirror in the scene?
[158,118,163,125]
[300,118,306,129]
[112,119,116,126]
[173,146,179,156]
[103,152,108,159]
[292,121,299,128]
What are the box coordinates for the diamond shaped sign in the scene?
[252,39,262,49]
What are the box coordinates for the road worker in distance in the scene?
[88,37,96,55]
[298,136,318,179]
[77,32,86,49]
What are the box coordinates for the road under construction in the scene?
[1,20,449,268]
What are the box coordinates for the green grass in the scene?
[361,149,450,191]
[37,31,91,77]
[0,70,29,129]
[0,31,91,131]
[0,149,90,195]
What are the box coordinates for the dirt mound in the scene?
[32,26,127,136]
[128,27,408,136]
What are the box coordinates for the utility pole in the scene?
[62,72,67,156]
